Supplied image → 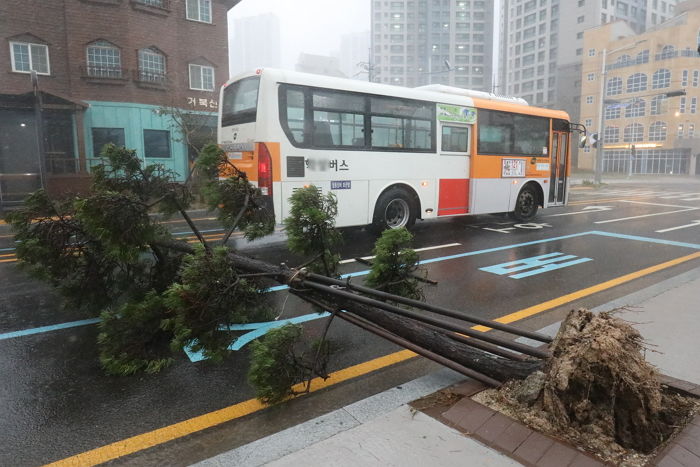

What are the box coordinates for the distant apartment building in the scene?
[0,0,237,203]
[371,0,495,90]
[338,31,371,80]
[579,1,700,176]
[230,13,281,76]
[500,0,678,168]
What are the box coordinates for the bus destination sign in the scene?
[437,104,477,124]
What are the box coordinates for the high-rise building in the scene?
[500,0,679,167]
[0,0,237,204]
[579,2,700,176]
[371,0,495,90]
[338,31,371,80]
[230,13,281,76]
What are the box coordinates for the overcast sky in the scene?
[228,0,371,71]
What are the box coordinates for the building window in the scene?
[585,118,593,126]
[588,48,595,56]
[604,126,619,143]
[587,73,595,81]
[648,121,667,141]
[86,41,122,78]
[138,48,166,83]
[10,41,50,74]
[689,123,695,138]
[186,0,212,23]
[586,95,594,104]
[138,0,166,7]
[626,73,647,93]
[605,104,621,120]
[189,64,215,91]
[576,48,583,56]
[651,95,667,115]
[625,98,645,118]
[678,123,684,138]
[659,45,675,59]
[577,15,584,23]
[679,96,686,113]
[694,70,700,87]
[652,69,670,89]
[682,70,689,87]
[636,50,649,64]
[143,130,171,158]
[692,97,697,114]
[92,128,125,157]
[606,76,622,96]
[623,123,644,142]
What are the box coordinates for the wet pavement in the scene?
[1,180,700,466]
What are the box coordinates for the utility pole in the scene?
[31,71,47,190]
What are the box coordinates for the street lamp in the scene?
[594,40,647,184]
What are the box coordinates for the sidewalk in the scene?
[195,267,700,467]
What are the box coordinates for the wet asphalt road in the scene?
[2,180,700,466]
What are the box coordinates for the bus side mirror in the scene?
[579,135,587,148]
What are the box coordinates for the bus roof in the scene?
[226,68,570,122]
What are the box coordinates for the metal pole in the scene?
[338,311,502,387]
[307,272,552,343]
[31,71,47,190]
[301,280,551,359]
[628,144,635,178]
[594,48,607,184]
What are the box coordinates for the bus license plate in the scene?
[331,181,352,190]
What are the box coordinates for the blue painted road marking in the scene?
[184,311,332,362]
[0,318,101,341]
[480,252,593,279]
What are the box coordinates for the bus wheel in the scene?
[372,188,416,232]
[511,185,539,221]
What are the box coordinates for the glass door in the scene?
[548,131,569,205]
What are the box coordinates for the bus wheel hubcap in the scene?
[520,192,535,215]
[385,199,409,228]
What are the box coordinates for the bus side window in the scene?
[441,125,470,153]
[285,88,307,145]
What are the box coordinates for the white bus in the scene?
[218,68,574,230]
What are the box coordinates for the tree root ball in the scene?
[540,309,693,453]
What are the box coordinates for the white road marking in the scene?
[619,200,698,209]
[338,242,462,264]
[656,220,700,233]
[595,208,700,224]
[546,205,614,217]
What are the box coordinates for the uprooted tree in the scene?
[6,144,693,454]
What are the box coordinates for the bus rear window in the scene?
[222,76,260,127]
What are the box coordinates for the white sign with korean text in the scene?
[502,158,526,177]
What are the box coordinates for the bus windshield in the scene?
[222,76,260,127]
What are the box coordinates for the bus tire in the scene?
[371,187,417,232]
[511,185,539,221]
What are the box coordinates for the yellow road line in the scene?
[0,253,16,258]
[43,251,700,466]
[0,258,17,263]
[44,350,416,467]
[471,251,700,332]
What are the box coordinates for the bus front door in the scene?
[548,131,569,205]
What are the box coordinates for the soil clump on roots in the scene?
[474,309,698,465]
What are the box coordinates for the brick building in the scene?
[0,0,239,203]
